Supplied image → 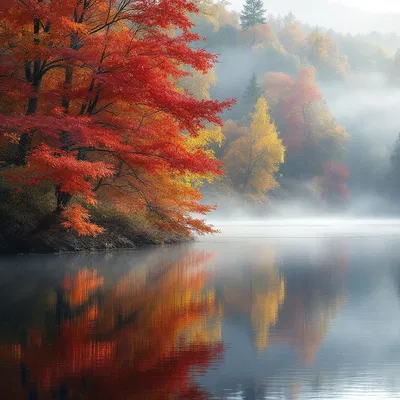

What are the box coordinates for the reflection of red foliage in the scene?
[80,342,223,400]
[0,251,223,399]
[63,268,104,307]
[317,161,350,204]
[271,296,324,365]
[272,244,348,365]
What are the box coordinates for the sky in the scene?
[228,0,400,14]
[227,0,400,34]
[342,0,400,13]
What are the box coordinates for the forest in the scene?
[1,0,400,252]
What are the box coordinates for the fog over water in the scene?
[201,219,400,239]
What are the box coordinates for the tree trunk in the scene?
[56,186,72,213]
[14,18,43,166]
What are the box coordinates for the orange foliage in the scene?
[241,24,275,46]
[0,250,223,399]
[0,0,233,236]
[61,204,104,236]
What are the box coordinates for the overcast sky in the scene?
[339,0,400,13]
[227,0,400,33]
[228,0,400,14]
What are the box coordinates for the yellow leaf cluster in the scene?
[305,103,349,155]
[307,30,349,77]
[224,97,285,200]
[185,126,224,152]
[179,68,217,100]
[194,0,238,32]
[184,126,224,186]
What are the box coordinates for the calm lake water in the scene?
[2,225,400,399]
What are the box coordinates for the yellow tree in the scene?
[223,97,285,200]
[194,0,238,32]
[307,30,349,78]
[279,22,306,56]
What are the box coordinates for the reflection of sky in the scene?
[195,236,400,399]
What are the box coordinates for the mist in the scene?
[191,0,400,226]
[228,0,400,34]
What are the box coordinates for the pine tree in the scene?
[243,73,263,106]
[390,134,400,195]
[240,0,266,29]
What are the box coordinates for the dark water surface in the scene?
[2,232,400,399]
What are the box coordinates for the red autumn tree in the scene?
[315,161,350,205]
[262,67,348,181]
[0,0,233,236]
[265,67,322,152]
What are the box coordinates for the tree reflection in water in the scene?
[214,240,348,399]
[0,250,223,400]
[271,240,348,364]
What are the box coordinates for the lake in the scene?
[2,223,400,399]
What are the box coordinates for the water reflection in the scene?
[270,241,347,365]
[220,248,285,352]
[202,239,348,399]
[0,249,223,399]
[1,238,400,399]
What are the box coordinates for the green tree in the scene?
[243,73,264,108]
[389,133,400,196]
[391,134,400,171]
[240,0,266,29]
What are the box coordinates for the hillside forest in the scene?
[1,0,400,251]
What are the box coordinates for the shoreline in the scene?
[0,227,194,255]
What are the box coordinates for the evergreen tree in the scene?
[240,0,266,29]
[389,133,400,196]
[243,73,263,106]
[391,134,400,172]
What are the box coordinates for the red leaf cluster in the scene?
[316,161,350,204]
[0,0,233,235]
